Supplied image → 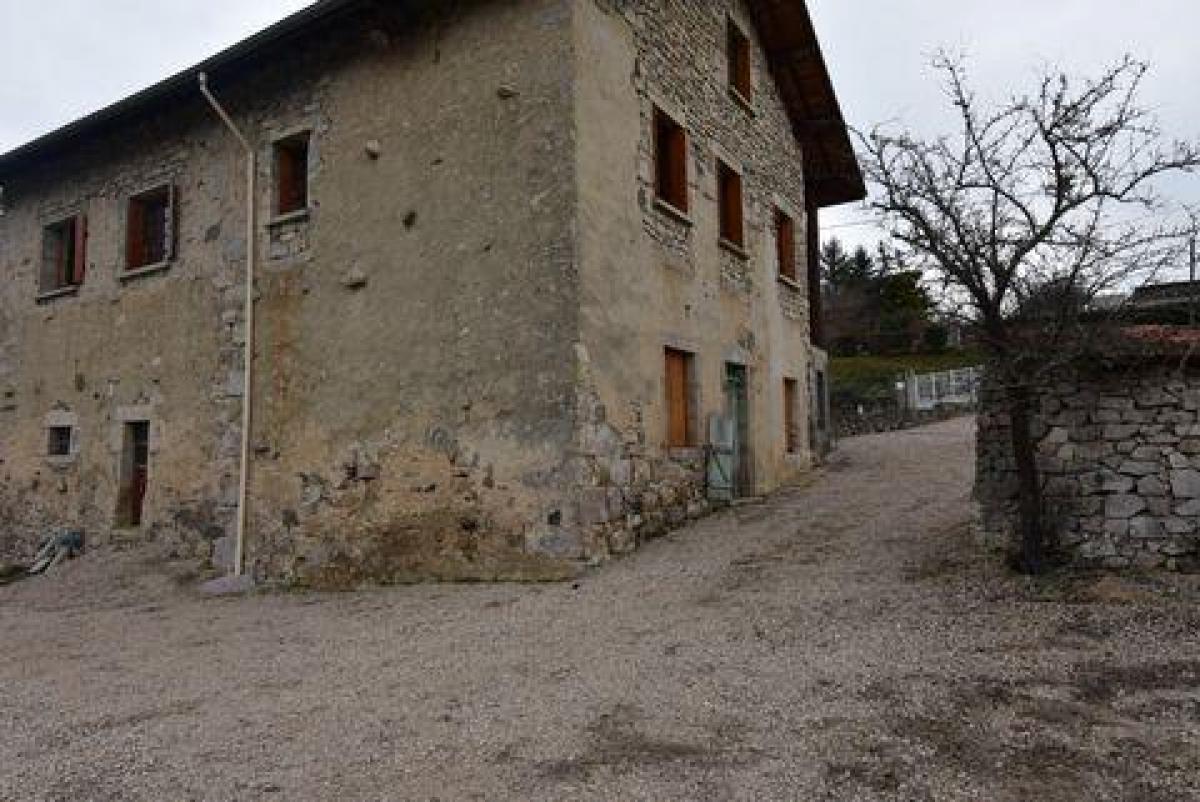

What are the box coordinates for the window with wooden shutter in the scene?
[127,185,175,270]
[653,108,688,214]
[784,378,799,453]
[40,215,85,294]
[665,348,693,448]
[728,19,753,103]
[275,132,310,216]
[776,208,796,280]
[717,160,744,248]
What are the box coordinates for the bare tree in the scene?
[857,55,1200,573]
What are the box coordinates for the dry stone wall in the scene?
[977,365,1200,569]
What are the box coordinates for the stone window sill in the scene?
[653,198,693,227]
[36,285,80,303]
[720,238,749,260]
[667,446,704,460]
[267,208,311,228]
[778,273,802,290]
[121,261,172,282]
[46,455,78,469]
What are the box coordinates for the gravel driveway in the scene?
[3,416,1199,802]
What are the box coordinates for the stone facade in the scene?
[0,0,853,583]
[977,363,1200,570]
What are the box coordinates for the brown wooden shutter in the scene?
[278,146,296,214]
[127,199,145,269]
[655,110,688,213]
[777,210,795,280]
[666,349,690,447]
[72,215,87,285]
[668,125,687,212]
[719,164,744,246]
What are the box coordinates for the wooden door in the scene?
[665,349,690,447]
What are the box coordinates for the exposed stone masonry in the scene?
[977,365,1200,569]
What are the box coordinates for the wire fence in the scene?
[904,366,982,412]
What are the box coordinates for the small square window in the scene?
[47,426,72,457]
[127,185,176,270]
[776,208,796,280]
[717,160,744,248]
[653,108,688,214]
[274,132,310,216]
[40,216,87,293]
[728,20,753,103]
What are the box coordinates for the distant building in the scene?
[0,0,863,584]
[1126,280,1200,322]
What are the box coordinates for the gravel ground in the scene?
[2,417,1199,802]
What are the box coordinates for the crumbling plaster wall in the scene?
[566,0,820,559]
[248,0,583,584]
[977,365,1200,570]
[0,0,584,583]
[0,100,252,562]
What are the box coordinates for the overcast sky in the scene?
[808,0,1200,273]
[2,1,1197,274]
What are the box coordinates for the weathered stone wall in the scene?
[0,0,834,580]
[0,0,583,582]
[977,366,1200,570]
[566,0,822,561]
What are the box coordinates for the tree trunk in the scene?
[1006,382,1046,574]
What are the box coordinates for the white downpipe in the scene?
[199,73,255,578]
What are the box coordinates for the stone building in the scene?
[977,326,1200,570]
[0,0,863,584]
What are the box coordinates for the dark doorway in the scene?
[725,363,753,496]
[117,421,150,527]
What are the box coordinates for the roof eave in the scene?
[0,0,365,179]
[748,0,866,208]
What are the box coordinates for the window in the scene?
[653,108,688,214]
[727,19,753,103]
[717,160,744,248]
[47,426,72,457]
[40,216,86,294]
[116,421,150,528]
[127,185,176,270]
[783,379,799,453]
[776,208,796,281]
[274,132,310,216]
[665,348,695,448]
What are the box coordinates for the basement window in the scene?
[126,185,176,271]
[776,208,797,281]
[40,215,87,295]
[274,132,310,217]
[717,160,745,249]
[47,426,73,458]
[784,378,800,453]
[728,19,753,104]
[653,108,689,215]
[665,347,696,448]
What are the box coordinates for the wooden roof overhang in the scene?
[746,0,866,208]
